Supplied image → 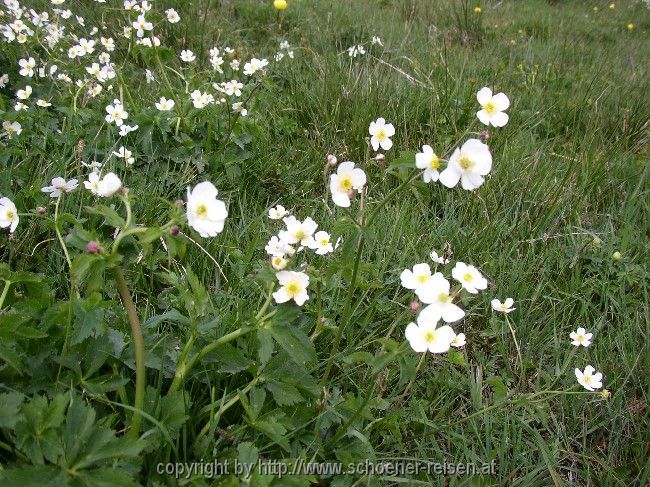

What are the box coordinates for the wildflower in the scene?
[280,216,318,246]
[86,241,102,254]
[570,327,593,347]
[166,8,180,23]
[491,298,515,313]
[265,235,294,257]
[451,333,466,347]
[273,271,310,306]
[329,161,366,207]
[368,117,395,151]
[609,3,615,9]
[243,58,269,76]
[81,160,102,173]
[474,6,482,13]
[479,130,490,142]
[118,124,138,137]
[105,100,128,126]
[327,154,338,166]
[0,197,19,233]
[190,90,213,109]
[273,0,288,11]
[452,262,487,294]
[430,250,449,265]
[113,146,135,165]
[14,102,28,112]
[145,69,155,83]
[16,85,32,100]
[600,389,611,400]
[626,23,634,30]
[268,205,287,220]
[98,173,122,197]
[186,181,228,237]
[308,231,334,255]
[612,251,622,261]
[410,300,421,312]
[181,50,196,63]
[0,74,8,88]
[347,45,366,57]
[575,365,603,391]
[371,36,383,46]
[439,138,492,190]
[405,306,456,353]
[400,263,434,291]
[415,274,465,323]
[271,256,287,270]
[18,57,36,77]
[2,121,22,138]
[476,87,510,127]
[415,145,441,183]
[155,97,175,111]
[41,177,78,197]
[232,102,247,116]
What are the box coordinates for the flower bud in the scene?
[600,389,611,400]
[170,225,180,236]
[410,300,421,312]
[86,240,102,254]
[591,237,601,246]
[480,130,490,142]
[375,153,385,163]
[320,316,327,324]
[36,206,46,215]
[347,189,356,200]
[612,251,622,261]
[326,154,338,166]
[174,199,184,207]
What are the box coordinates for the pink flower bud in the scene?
[174,199,184,207]
[410,300,421,312]
[36,206,46,215]
[170,225,180,236]
[375,153,385,162]
[480,130,490,142]
[347,189,356,200]
[86,240,102,254]
[327,154,338,166]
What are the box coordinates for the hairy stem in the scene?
[113,266,146,440]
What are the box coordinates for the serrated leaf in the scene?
[265,380,304,406]
[71,294,106,344]
[84,204,126,228]
[268,325,317,365]
[0,392,23,428]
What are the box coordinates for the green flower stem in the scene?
[193,377,260,448]
[320,232,365,386]
[505,314,525,388]
[0,280,11,310]
[399,352,427,403]
[112,266,146,440]
[54,196,72,270]
[168,326,255,393]
[365,170,422,227]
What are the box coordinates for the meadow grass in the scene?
[0,0,648,485]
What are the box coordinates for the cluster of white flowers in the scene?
[265,206,338,306]
[347,44,366,58]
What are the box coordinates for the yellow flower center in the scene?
[484,101,496,114]
[577,335,585,342]
[319,238,329,246]
[6,210,15,220]
[583,375,592,384]
[417,274,429,284]
[458,156,474,170]
[375,128,387,141]
[339,175,353,192]
[463,272,474,282]
[429,155,440,169]
[423,330,437,343]
[438,293,450,303]
[196,203,208,217]
[294,229,306,240]
[286,281,300,296]
[6,126,15,133]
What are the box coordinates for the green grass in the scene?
[0,0,648,485]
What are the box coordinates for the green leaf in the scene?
[0,392,23,428]
[257,329,274,367]
[84,204,126,228]
[447,349,468,366]
[268,325,317,365]
[485,376,508,401]
[265,379,304,406]
[71,294,107,344]
[0,342,23,373]
[237,441,259,470]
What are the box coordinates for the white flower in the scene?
[450,333,466,348]
[575,365,603,391]
[180,50,196,63]
[405,306,456,354]
[81,160,102,173]
[430,250,449,265]
[371,36,383,46]
[439,139,492,191]
[232,102,247,116]
[265,235,294,257]
[280,40,290,50]
[400,263,434,291]
[272,271,310,306]
[101,37,115,51]
[243,57,268,76]
[155,96,175,111]
[16,85,32,100]
[105,100,128,126]
[145,69,155,83]
[268,205,287,220]
[368,117,395,151]
[476,87,510,127]
[118,124,139,137]
[41,177,78,197]
[271,256,287,270]
[329,161,366,208]
[415,145,441,183]
[308,231,334,255]
[415,273,465,323]
[347,44,366,57]
[0,74,8,88]
[190,90,213,109]
[279,216,318,246]
[85,172,121,198]
[2,121,21,138]
[113,146,135,165]
[452,262,487,294]
[78,38,96,55]
[14,102,28,112]
[0,197,19,233]
[186,182,228,238]
[570,327,593,347]
[491,298,515,314]
[166,8,180,23]
[18,57,36,77]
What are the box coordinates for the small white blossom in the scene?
[41,177,78,197]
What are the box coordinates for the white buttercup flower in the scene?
[400,263,434,291]
[268,205,287,220]
[439,138,492,191]
[368,117,395,151]
[0,197,19,233]
[570,327,593,347]
[452,262,487,294]
[329,161,366,208]
[405,305,456,354]
[280,216,318,246]
[415,145,441,183]
[491,298,515,313]
[186,182,228,237]
[415,273,465,323]
[575,365,603,391]
[273,271,310,306]
[476,86,510,127]
[450,333,466,348]
[41,177,78,197]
